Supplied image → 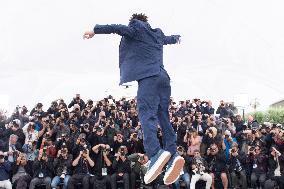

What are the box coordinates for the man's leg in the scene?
[0,180,12,189]
[130,172,136,189]
[68,174,82,189]
[250,172,257,188]
[82,175,90,189]
[182,173,191,189]
[110,173,117,189]
[43,177,51,189]
[157,76,176,155]
[239,170,247,189]
[137,74,171,185]
[29,178,42,189]
[51,176,60,189]
[190,174,201,189]
[230,172,237,188]
[15,175,32,189]
[200,173,213,189]
[259,173,266,188]
[137,76,161,158]
[123,173,130,189]
[63,175,71,189]
[264,179,277,189]
[220,172,228,189]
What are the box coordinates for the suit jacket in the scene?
[94,19,180,84]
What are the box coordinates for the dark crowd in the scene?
[0,94,284,189]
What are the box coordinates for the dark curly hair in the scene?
[129,13,148,22]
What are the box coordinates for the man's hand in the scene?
[83,31,95,39]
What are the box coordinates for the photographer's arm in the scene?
[92,144,101,154]
[22,123,29,135]
[72,153,81,166]
[103,154,112,167]
[86,155,94,167]
[183,133,188,143]
[38,124,46,138]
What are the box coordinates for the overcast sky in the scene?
[1,0,284,113]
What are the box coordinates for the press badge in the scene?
[102,168,107,176]
[38,172,44,178]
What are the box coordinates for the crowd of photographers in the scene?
[0,94,284,189]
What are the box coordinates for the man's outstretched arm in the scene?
[83,24,136,39]
[163,35,181,45]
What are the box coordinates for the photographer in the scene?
[128,153,149,189]
[22,122,38,145]
[205,143,228,189]
[174,146,191,189]
[72,134,91,157]
[216,101,231,118]
[29,150,53,189]
[69,121,80,143]
[87,127,107,147]
[80,108,96,126]
[222,130,237,161]
[68,94,85,110]
[0,151,12,189]
[46,101,59,116]
[51,146,73,189]
[68,148,94,189]
[1,120,25,146]
[184,128,202,156]
[3,134,22,163]
[22,140,38,162]
[221,117,236,136]
[90,144,113,189]
[128,132,144,154]
[104,118,117,146]
[190,149,212,189]
[264,146,284,189]
[39,138,57,159]
[29,103,45,117]
[113,131,128,153]
[228,143,247,189]
[52,118,70,139]
[202,127,222,152]
[55,133,73,152]
[111,146,131,189]
[201,100,215,115]
[11,153,33,189]
[247,145,267,189]
[234,114,245,133]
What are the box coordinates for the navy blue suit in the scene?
[93,19,180,157]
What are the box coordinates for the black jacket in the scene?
[267,155,284,178]
[12,160,33,176]
[112,157,131,174]
[228,151,247,172]
[32,159,54,178]
[53,155,73,175]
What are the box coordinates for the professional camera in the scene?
[80,123,90,130]
[82,144,88,154]
[119,146,127,156]
[132,132,138,139]
[249,146,255,155]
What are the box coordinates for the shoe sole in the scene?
[163,156,185,185]
[144,151,171,185]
